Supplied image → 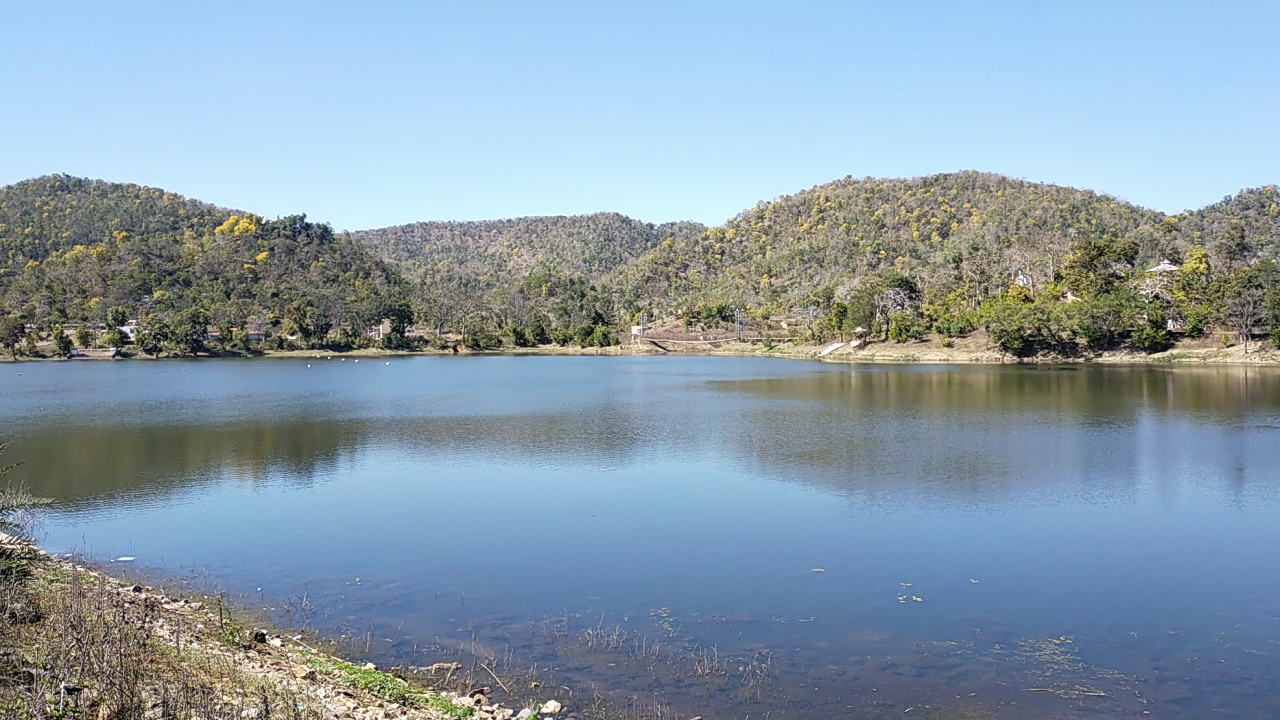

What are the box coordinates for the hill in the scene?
[0,174,233,267]
[611,171,1186,310]
[2,172,1278,358]
[600,172,1280,353]
[0,177,405,354]
[350,213,704,288]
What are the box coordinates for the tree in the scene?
[52,324,72,356]
[0,318,25,360]
[1060,235,1138,298]
[1211,221,1251,275]
[105,305,129,330]
[171,308,210,355]
[1065,291,1137,351]
[74,325,93,349]
[135,314,171,358]
[1226,287,1264,353]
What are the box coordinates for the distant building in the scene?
[1139,259,1180,301]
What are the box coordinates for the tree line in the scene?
[2,173,1279,359]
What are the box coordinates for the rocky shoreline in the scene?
[10,548,574,720]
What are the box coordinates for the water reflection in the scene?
[4,358,1280,720]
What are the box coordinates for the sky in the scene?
[2,1,1277,230]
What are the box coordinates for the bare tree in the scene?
[1227,287,1264,353]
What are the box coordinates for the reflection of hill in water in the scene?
[707,366,1280,503]
[11,405,684,510]
[13,364,1280,511]
[9,420,369,508]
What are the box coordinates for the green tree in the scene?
[0,317,26,360]
[887,312,927,343]
[74,325,93,349]
[135,314,171,358]
[1066,291,1137,351]
[172,307,210,355]
[105,305,129,330]
[1060,235,1138,297]
[52,324,72,356]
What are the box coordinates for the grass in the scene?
[301,650,474,717]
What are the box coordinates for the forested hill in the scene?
[0,175,233,266]
[351,213,705,285]
[609,171,1280,310]
[0,176,405,349]
[3,171,1279,358]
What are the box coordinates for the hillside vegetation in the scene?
[2,171,1279,358]
[0,175,404,357]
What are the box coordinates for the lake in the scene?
[4,356,1280,719]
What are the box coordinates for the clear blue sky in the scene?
[2,1,1277,230]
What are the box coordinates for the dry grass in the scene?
[0,557,328,719]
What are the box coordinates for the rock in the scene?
[515,710,533,720]
[494,709,514,720]
[252,630,268,644]
[540,700,562,715]
[362,662,376,671]
[426,662,461,675]
[292,667,316,681]
[130,584,143,593]
[267,637,284,648]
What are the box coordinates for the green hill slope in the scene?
[0,177,405,349]
[351,213,705,285]
[0,174,233,267]
[611,171,1182,309]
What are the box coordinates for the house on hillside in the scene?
[1138,258,1180,303]
[368,319,393,340]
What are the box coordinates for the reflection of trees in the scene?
[8,420,368,507]
[10,365,1280,513]
[707,366,1280,502]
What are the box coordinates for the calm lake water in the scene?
[4,356,1280,719]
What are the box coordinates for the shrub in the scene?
[888,312,927,343]
[983,299,1070,357]
[1129,324,1171,353]
[1066,293,1135,351]
[505,326,536,347]
[1182,304,1211,338]
[932,313,975,338]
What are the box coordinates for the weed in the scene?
[302,650,474,714]
[425,694,479,719]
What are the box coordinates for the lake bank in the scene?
[2,543,568,720]
[6,330,1280,366]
